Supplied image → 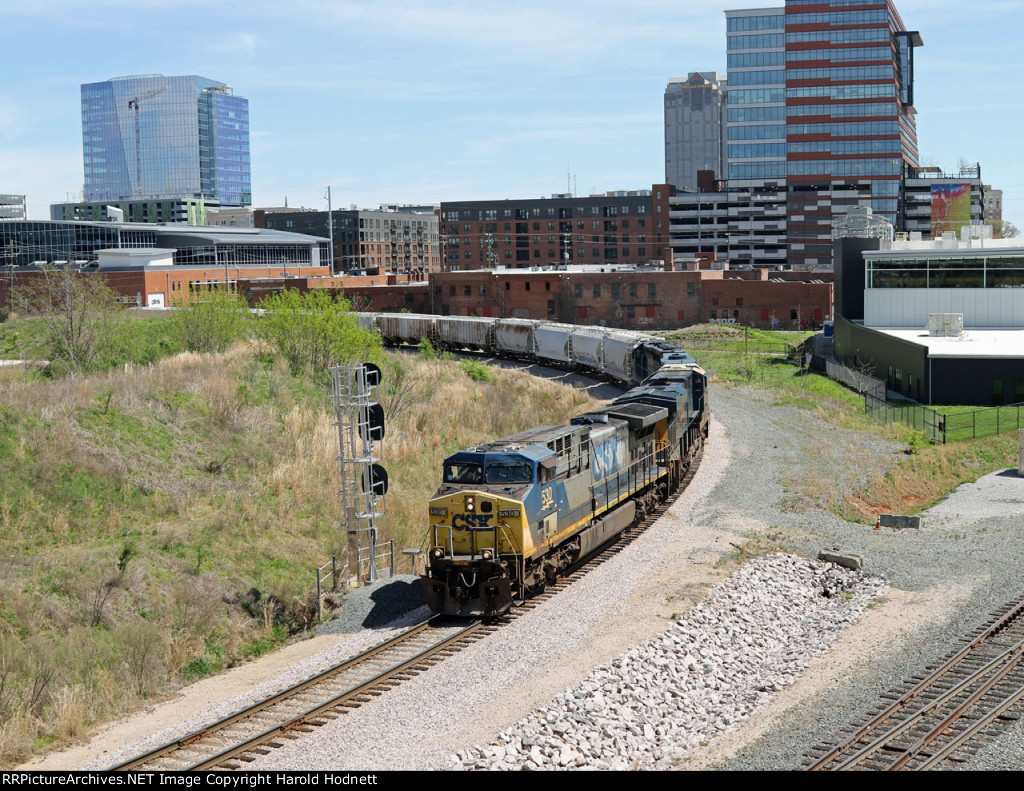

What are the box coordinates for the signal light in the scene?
[362,463,389,496]
[359,402,385,441]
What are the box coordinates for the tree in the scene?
[985,218,1019,239]
[16,268,130,375]
[166,288,251,353]
[253,288,381,373]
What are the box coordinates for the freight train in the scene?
[360,312,693,387]
[358,314,709,617]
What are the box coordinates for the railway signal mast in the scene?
[330,362,390,587]
[126,87,166,196]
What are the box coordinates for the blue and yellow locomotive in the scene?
[422,359,708,617]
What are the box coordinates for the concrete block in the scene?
[879,514,922,529]
[818,550,863,571]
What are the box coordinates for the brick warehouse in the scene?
[429,268,832,331]
[438,187,674,270]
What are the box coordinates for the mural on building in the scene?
[931,184,972,237]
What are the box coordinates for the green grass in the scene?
[663,324,815,355]
[934,403,1024,441]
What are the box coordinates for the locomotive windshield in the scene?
[444,463,483,484]
[484,464,533,484]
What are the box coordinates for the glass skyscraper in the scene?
[81,74,251,207]
[783,0,920,267]
[716,1,921,268]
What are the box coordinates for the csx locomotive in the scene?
[421,355,708,617]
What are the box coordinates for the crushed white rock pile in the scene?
[452,553,885,771]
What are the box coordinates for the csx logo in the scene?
[452,513,493,529]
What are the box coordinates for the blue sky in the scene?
[1,0,1021,229]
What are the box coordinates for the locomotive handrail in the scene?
[590,442,667,516]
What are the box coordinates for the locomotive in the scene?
[421,352,708,617]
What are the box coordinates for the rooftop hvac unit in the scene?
[926,313,963,337]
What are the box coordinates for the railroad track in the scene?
[113,443,705,771]
[112,618,495,771]
[805,597,1024,771]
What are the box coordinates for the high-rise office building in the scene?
[724,7,789,266]
[674,1,922,269]
[782,0,921,267]
[81,74,251,207]
[664,72,728,192]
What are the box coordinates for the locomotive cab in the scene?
[423,443,558,617]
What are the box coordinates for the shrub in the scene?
[254,289,381,373]
[166,290,251,353]
[460,359,495,383]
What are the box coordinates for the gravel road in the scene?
[33,380,1024,772]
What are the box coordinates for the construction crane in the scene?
[127,86,166,195]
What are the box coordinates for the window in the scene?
[449,286,455,296]
[464,285,471,296]
[648,283,656,298]
[545,281,551,291]
[629,283,637,297]
[479,285,486,296]
[593,284,601,297]
[993,379,1005,406]
[687,283,695,296]
[547,300,555,314]
[736,297,744,306]
[444,464,482,484]
[574,284,582,297]
[525,281,531,291]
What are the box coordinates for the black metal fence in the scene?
[864,391,945,442]
[809,355,1024,444]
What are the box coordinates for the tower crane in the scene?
[127,86,166,195]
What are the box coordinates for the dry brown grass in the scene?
[0,345,605,766]
[840,433,1018,522]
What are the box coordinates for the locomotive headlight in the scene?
[481,549,493,561]
[431,546,446,559]
[465,496,475,512]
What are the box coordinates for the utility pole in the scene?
[326,186,335,273]
[486,234,497,269]
[4,242,17,312]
